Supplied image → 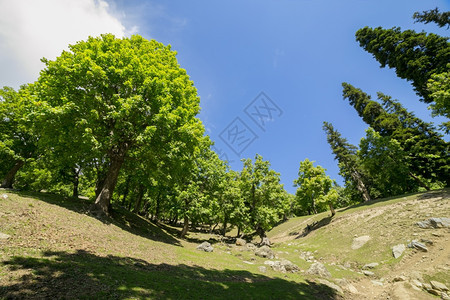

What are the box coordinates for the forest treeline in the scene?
[0,9,448,239]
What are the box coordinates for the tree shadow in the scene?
[1,250,341,300]
[155,222,232,246]
[296,216,333,238]
[14,190,181,246]
[416,189,449,200]
[338,188,449,213]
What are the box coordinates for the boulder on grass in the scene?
[255,246,274,259]
[392,244,405,258]
[235,238,246,246]
[306,262,331,278]
[197,242,214,252]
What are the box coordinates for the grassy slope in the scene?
[0,189,448,299]
[0,191,336,299]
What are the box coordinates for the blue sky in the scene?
[1,0,449,194]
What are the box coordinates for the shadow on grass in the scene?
[296,216,333,238]
[14,190,181,246]
[1,250,341,300]
[337,188,450,213]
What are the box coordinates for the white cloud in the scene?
[0,0,136,88]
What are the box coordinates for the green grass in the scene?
[1,188,449,299]
[0,249,338,299]
[0,190,339,299]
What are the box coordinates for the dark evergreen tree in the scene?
[355,23,449,103]
[322,122,371,202]
[342,83,449,187]
[413,8,450,28]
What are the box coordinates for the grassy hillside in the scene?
[0,189,449,299]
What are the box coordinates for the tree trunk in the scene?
[328,202,336,217]
[133,185,145,213]
[351,169,371,202]
[95,170,107,199]
[256,226,266,241]
[408,172,431,191]
[121,176,131,206]
[311,197,317,214]
[222,214,229,236]
[211,223,219,234]
[180,215,189,238]
[90,145,128,216]
[1,160,24,188]
[72,168,80,198]
[154,190,162,221]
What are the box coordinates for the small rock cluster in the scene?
[416,217,450,229]
[254,246,274,259]
[299,250,316,262]
[264,259,299,273]
[403,274,449,298]
[306,262,331,277]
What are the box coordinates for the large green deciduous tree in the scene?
[178,142,226,238]
[239,154,289,240]
[358,128,417,198]
[34,34,204,215]
[0,85,37,188]
[293,159,336,216]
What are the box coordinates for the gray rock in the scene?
[266,260,299,273]
[442,292,450,300]
[351,235,371,250]
[196,241,214,252]
[258,266,267,273]
[346,284,358,294]
[410,271,424,282]
[392,244,406,258]
[235,238,246,246]
[407,240,428,252]
[306,262,331,277]
[363,270,374,276]
[318,279,343,294]
[280,260,299,273]
[371,280,383,286]
[430,281,449,291]
[393,276,407,282]
[0,232,10,239]
[246,243,256,250]
[363,262,379,269]
[428,289,441,296]
[255,246,274,259]
[264,260,275,266]
[423,283,433,291]
[1,194,8,200]
[420,238,433,245]
[416,217,450,229]
[411,279,423,288]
